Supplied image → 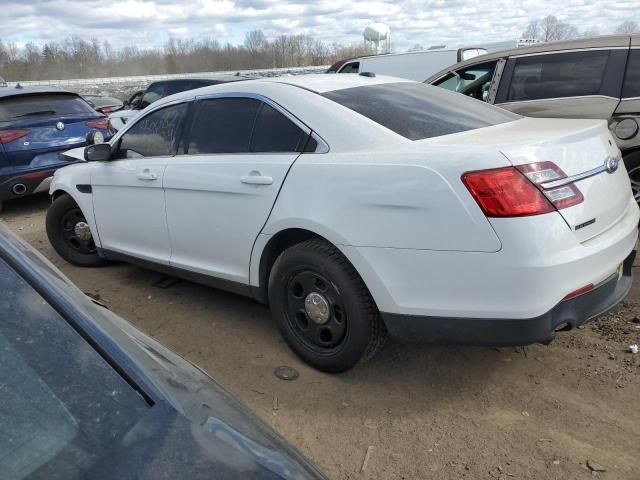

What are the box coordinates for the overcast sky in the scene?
[0,0,637,51]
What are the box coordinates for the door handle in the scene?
[137,169,158,181]
[240,174,273,185]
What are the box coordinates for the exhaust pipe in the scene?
[12,183,27,195]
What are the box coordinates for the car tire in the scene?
[623,150,640,205]
[268,238,387,373]
[46,194,106,267]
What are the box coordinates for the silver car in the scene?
[426,35,640,203]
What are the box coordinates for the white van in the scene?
[328,48,488,81]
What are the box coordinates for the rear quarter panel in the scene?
[262,147,507,252]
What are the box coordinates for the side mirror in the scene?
[86,130,105,146]
[84,143,112,162]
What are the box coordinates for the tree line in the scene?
[1,18,638,82]
[522,17,639,43]
[0,31,368,81]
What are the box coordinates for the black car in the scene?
[110,75,251,131]
[0,223,325,479]
[82,94,124,114]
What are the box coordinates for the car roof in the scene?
[427,34,634,81]
[0,84,76,99]
[259,73,414,93]
[148,75,250,88]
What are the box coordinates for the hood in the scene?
[0,223,326,480]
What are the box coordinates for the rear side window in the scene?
[323,82,518,141]
[251,103,308,152]
[623,49,640,98]
[506,50,610,102]
[117,103,187,158]
[0,93,95,121]
[188,98,308,154]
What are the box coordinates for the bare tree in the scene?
[244,29,267,56]
[615,20,640,34]
[0,32,369,82]
[522,15,578,43]
[582,26,600,38]
[522,20,539,40]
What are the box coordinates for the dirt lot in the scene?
[2,193,640,480]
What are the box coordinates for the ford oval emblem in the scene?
[604,156,619,174]
[56,121,65,131]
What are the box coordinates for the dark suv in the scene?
[110,76,250,131]
[426,35,640,203]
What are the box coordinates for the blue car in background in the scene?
[0,84,112,211]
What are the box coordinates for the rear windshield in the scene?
[322,82,519,140]
[0,93,95,121]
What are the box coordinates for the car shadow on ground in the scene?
[0,192,50,219]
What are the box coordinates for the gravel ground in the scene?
[2,193,639,480]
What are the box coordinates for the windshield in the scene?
[322,82,519,140]
[0,93,96,121]
[0,258,149,479]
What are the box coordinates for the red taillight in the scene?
[516,162,584,210]
[0,129,30,144]
[86,118,110,130]
[462,167,555,217]
[462,161,584,218]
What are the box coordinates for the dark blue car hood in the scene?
[0,223,325,480]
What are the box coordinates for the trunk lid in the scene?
[0,114,101,153]
[496,118,630,242]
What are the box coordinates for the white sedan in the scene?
[46,74,638,372]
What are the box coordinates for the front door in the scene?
[163,96,310,284]
[92,102,188,263]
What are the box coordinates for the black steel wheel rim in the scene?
[61,208,96,254]
[629,166,640,204]
[285,269,347,353]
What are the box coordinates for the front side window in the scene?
[506,50,610,102]
[623,49,640,98]
[187,97,308,154]
[323,82,519,141]
[433,61,497,101]
[116,103,187,159]
[339,62,360,74]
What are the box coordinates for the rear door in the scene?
[91,102,188,263]
[163,95,310,284]
[494,48,628,119]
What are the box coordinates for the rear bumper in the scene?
[0,165,65,202]
[382,250,635,345]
